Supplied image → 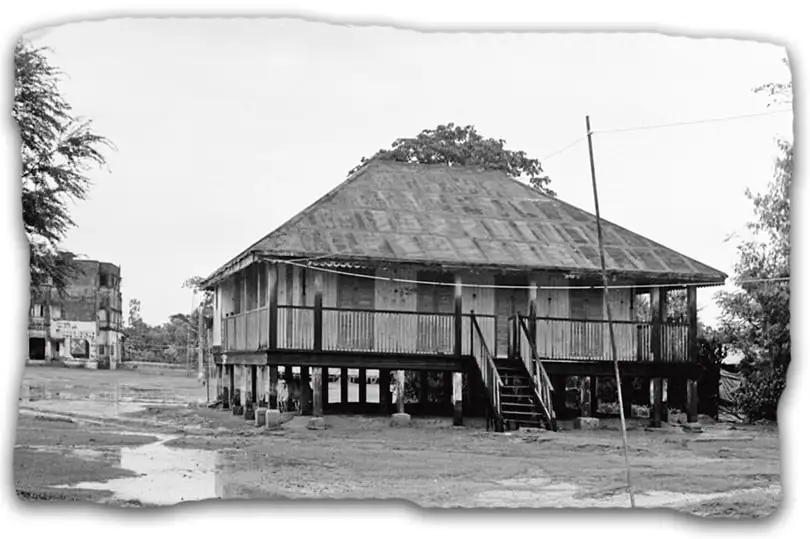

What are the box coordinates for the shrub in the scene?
[734,365,786,422]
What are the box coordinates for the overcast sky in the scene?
[26,18,792,326]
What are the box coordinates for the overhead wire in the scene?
[261,256,788,291]
[223,106,793,292]
[538,107,792,164]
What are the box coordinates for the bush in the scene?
[734,365,786,422]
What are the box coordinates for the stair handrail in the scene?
[470,312,504,431]
[516,315,557,431]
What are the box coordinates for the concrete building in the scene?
[28,257,124,369]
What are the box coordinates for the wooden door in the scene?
[569,288,604,359]
[495,277,528,358]
[416,272,454,353]
[337,272,375,350]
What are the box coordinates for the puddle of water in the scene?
[471,477,781,509]
[54,436,231,505]
[45,432,781,509]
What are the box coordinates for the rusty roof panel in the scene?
[226,160,725,282]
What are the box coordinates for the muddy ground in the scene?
[14,365,782,517]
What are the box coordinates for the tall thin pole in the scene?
[585,115,636,508]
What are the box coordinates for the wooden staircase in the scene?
[495,357,549,429]
[469,312,557,432]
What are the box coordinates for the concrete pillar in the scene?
[241,365,249,412]
[452,372,463,426]
[268,366,278,410]
[313,367,323,416]
[379,369,391,414]
[301,366,312,415]
[395,370,406,414]
[686,379,699,423]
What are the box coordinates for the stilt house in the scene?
[201,160,726,430]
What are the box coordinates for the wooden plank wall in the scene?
[459,271,496,354]
[212,287,222,346]
[534,272,570,359]
[607,287,635,360]
[374,267,417,352]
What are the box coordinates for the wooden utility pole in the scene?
[585,115,636,508]
[198,299,205,384]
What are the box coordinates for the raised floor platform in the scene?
[216,349,471,372]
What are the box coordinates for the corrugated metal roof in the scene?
[204,160,727,285]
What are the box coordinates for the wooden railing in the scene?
[221,306,689,364]
[470,313,504,432]
[223,305,496,356]
[531,316,690,363]
[513,316,556,430]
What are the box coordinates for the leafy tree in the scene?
[715,62,791,421]
[127,298,144,329]
[350,123,554,195]
[14,40,112,293]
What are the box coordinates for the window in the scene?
[50,304,62,320]
[98,344,107,355]
[99,274,109,287]
[30,303,44,317]
[110,345,116,357]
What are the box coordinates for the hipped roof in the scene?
[202,160,727,288]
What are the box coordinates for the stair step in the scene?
[500,394,535,401]
[502,403,538,410]
[501,410,542,420]
[500,385,533,391]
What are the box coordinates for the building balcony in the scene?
[220,305,692,365]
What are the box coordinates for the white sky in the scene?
[27,18,792,326]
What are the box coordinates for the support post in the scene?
[268,264,278,350]
[312,367,323,417]
[242,276,248,349]
[313,274,323,352]
[284,366,294,411]
[419,371,429,414]
[589,375,599,417]
[241,365,249,414]
[301,366,312,415]
[452,371,463,426]
[579,376,592,418]
[622,377,633,418]
[216,364,223,401]
[269,365,278,410]
[686,379,699,423]
[250,365,258,404]
[379,369,391,414]
[651,378,664,428]
[255,366,265,407]
[321,367,330,411]
[528,280,538,346]
[443,371,452,413]
[340,368,349,404]
[454,275,463,357]
[221,365,230,409]
[687,286,698,363]
[396,370,406,414]
[358,368,367,409]
[651,287,666,363]
[650,287,666,428]
[229,365,236,406]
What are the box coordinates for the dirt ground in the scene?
[14,365,782,517]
